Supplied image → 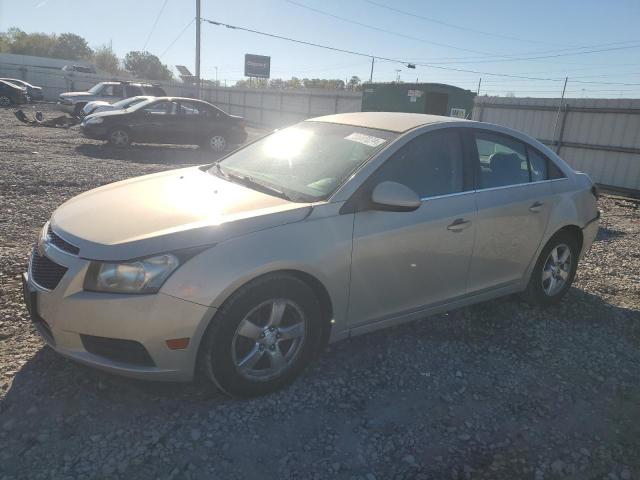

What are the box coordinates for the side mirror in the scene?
[370,181,421,212]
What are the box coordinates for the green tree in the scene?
[347,76,361,91]
[51,33,92,59]
[124,51,173,81]
[93,45,121,74]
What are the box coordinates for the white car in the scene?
[82,96,155,117]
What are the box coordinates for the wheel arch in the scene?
[197,268,335,358]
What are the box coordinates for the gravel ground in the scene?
[0,104,639,480]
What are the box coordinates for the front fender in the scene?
[161,203,354,339]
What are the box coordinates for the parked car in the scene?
[58,81,166,116]
[0,78,44,101]
[23,112,600,397]
[0,80,28,107]
[82,95,155,117]
[62,64,96,74]
[80,97,247,151]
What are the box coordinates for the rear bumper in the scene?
[22,242,215,382]
[580,210,600,259]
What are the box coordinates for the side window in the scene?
[474,132,528,188]
[178,101,202,116]
[374,130,464,199]
[112,84,124,97]
[528,148,548,182]
[126,85,143,96]
[100,84,113,96]
[142,101,177,115]
[528,147,566,181]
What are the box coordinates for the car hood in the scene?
[50,166,313,261]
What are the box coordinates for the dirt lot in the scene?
[0,104,639,480]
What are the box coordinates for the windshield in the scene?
[88,83,106,94]
[210,121,396,202]
[113,96,148,109]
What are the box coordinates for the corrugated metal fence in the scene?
[0,55,362,129]
[473,96,640,193]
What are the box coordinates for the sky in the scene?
[1,0,639,97]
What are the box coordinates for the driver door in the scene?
[348,129,477,327]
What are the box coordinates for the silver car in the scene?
[58,82,165,116]
[22,112,599,397]
[81,96,155,118]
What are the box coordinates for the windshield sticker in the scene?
[344,132,386,147]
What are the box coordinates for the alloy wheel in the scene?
[0,96,11,107]
[541,243,572,296]
[209,135,226,152]
[231,299,307,381]
[110,130,129,147]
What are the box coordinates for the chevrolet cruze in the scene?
[23,112,600,397]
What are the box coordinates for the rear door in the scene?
[348,128,477,327]
[465,129,552,293]
[176,100,210,145]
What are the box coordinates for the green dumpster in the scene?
[361,82,476,118]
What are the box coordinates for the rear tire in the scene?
[204,133,227,152]
[197,274,323,398]
[107,127,131,148]
[521,231,580,306]
[0,95,11,107]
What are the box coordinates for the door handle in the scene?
[447,218,472,232]
[529,201,544,213]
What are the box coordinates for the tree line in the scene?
[0,28,173,81]
[0,28,364,90]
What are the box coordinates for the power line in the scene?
[160,18,194,58]
[143,0,170,51]
[284,0,497,57]
[362,0,571,47]
[202,18,640,86]
[286,0,640,65]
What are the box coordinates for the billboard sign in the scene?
[244,54,271,78]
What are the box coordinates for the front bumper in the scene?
[580,210,600,259]
[22,242,215,382]
[80,124,108,140]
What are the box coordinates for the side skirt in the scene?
[336,282,523,341]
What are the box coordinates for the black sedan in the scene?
[0,78,44,101]
[80,97,247,151]
[0,80,28,107]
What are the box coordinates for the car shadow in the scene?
[75,143,226,165]
[2,287,637,409]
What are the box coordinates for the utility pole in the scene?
[369,57,374,83]
[395,70,401,83]
[551,76,568,151]
[476,77,482,96]
[195,0,201,98]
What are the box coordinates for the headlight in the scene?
[84,254,180,294]
[85,116,103,125]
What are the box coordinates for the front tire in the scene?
[198,274,323,397]
[107,127,131,148]
[522,231,579,306]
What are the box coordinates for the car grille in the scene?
[30,251,68,290]
[80,335,155,367]
[47,225,79,255]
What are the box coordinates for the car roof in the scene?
[307,112,469,133]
